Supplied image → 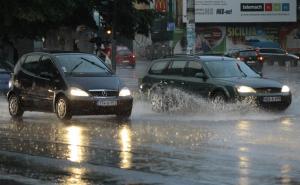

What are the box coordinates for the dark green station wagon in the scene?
[140,55,292,111]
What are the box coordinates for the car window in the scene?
[55,54,111,76]
[186,61,203,77]
[39,56,58,76]
[204,60,260,78]
[149,60,169,75]
[239,51,257,57]
[168,60,187,75]
[259,49,285,54]
[118,49,131,55]
[22,55,41,75]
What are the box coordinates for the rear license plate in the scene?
[246,61,256,64]
[122,60,129,63]
[262,96,281,102]
[97,100,117,106]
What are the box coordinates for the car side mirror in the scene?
[195,72,208,79]
[40,72,54,79]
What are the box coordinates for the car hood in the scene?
[215,77,283,88]
[65,76,121,91]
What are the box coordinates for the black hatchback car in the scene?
[140,55,292,111]
[7,51,133,120]
[236,49,264,72]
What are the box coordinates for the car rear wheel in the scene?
[8,94,24,119]
[56,96,72,120]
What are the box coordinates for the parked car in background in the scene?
[0,63,11,95]
[140,55,292,112]
[257,48,299,66]
[116,46,136,68]
[236,49,264,72]
[7,51,133,120]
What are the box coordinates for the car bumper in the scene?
[236,93,292,110]
[69,96,133,115]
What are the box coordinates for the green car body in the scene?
[140,55,292,111]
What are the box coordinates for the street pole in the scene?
[186,0,195,54]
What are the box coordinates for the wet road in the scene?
[0,61,300,185]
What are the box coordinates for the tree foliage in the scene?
[0,0,154,39]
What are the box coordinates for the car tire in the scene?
[131,64,136,69]
[8,94,24,119]
[55,96,72,120]
[211,91,227,105]
[117,109,132,119]
[292,60,298,67]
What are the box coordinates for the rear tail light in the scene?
[258,56,264,62]
[132,54,135,58]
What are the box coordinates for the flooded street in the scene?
[1,62,300,185]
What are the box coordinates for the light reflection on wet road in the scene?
[0,63,300,185]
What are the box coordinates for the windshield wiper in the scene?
[236,63,247,77]
[80,57,111,74]
[69,61,83,75]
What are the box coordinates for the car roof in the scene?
[156,55,235,62]
[25,50,89,55]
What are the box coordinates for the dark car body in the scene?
[257,48,299,66]
[0,64,11,94]
[236,49,264,72]
[140,55,292,111]
[7,51,133,120]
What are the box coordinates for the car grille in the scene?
[89,90,118,97]
[255,88,281,94]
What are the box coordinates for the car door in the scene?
[182,61,211,98]
[147,59,171,89]
[18,54,41,108]
[166,59,188,90]
[35,55,60,111]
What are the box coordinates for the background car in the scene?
[116,46,136,68]
[256,48,299,66]
[7,51,133,120]
[140,55,292,112]
[236,49,264,72]
[0,63,11,95]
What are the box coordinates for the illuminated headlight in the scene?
[237,86,256,93]
[70,87,89,97]
[8,80,12,89]
[119,87,131,97]
[281,85,290,93]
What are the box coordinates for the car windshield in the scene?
[55,54,112,76]
[204,60,260,78]
[118,49,131,55]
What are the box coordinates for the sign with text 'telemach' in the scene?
[195,0,296,23]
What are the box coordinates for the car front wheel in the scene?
[8,94,24,119]
[56,96,72,120]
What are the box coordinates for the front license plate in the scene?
[97,100,117,106]
[262,96,281,102]
[246,61,256,64]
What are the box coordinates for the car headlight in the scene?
[119,87,131,97]
[281,85,290,93]
[237,86,256,93]
[70,87,89,97]
[8,80,12,89]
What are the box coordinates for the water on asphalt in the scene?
[0,64,300,185]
